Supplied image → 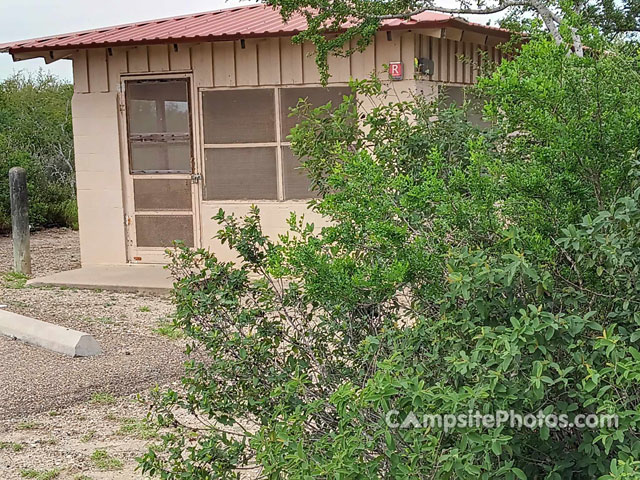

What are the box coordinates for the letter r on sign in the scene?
[389,62,403,80]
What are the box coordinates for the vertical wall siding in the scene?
[127,46,149,73]
[258,38,282,85]
[107,48,127,92]
[235,39,259,85]
[148,45,170,72]
[72,50,89,93]
[213,41,236,86]
[80,33,503,93]
[87,49,109,93]
[169,43,191,70]
[418,34,501,85]
[280,38,303,84]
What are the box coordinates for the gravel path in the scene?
[0,228,193,479]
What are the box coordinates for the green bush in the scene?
[0,71,76,231]
[140,39,640,479]
[477,37,640,251]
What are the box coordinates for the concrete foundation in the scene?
[27,264,173,294]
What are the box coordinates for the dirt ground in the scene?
[0,228,190,480]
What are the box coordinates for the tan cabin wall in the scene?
[72,31,502,95]
[71,91,128,265]
[70,31,503,265]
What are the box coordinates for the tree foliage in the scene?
[0,71,76,231]
[265,0,638,81]
[140,38,640,479]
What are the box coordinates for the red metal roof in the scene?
[0,3,510,54]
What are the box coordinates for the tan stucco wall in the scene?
[200,202,327,262]
[70,31,497,266]
[71,92,128,265]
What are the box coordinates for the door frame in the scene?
[118,72,203,264]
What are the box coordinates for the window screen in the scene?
[200,86,351,202]
[204,147,278,200]
[282,147,318,200]
[280,87,351,139]
[126,79,192,173]
[203,89,276,144]
[439,85,489,127]
[440,86,465,107]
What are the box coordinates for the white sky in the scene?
[0,0,247,81]
[0,0,499,82]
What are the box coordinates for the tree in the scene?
[140,37,640,478]
[266,0,639,80]
[0,71,77,231]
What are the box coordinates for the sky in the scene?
[0,0,247,81]
[0,0,500,82]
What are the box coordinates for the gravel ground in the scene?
[0,228,192,480]
[0,227,81,276]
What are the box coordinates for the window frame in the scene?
[125,78,194,175]
[200,83,350,203]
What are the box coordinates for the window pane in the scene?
[440,85,465,107]
[135,215,194,247]
[129,142,191,173]
[126,79,192,172]
[128,100,157,133]
[204,147,277,200]
[282,147,318,200]
[203,89,276,144]
[165,101,190,132]
[127,80,190,134]
[280,87,351,139]
[439,85,489,127]
[134,179,192,211]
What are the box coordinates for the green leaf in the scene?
[491,442,503,456]
[512,467,527,480]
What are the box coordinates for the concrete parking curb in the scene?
[0,310,101,357]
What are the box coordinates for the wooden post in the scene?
[9,167,31,275]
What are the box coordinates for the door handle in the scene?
[191,174,202,184]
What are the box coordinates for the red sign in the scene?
[389,62,403,80]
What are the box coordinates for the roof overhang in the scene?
[0,4,512,61]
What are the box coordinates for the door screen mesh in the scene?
[135,215,194,247]
[133,179,192,211]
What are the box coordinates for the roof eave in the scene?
[0,17,511,57]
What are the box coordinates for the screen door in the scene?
[123,77,200,263]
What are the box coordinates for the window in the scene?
[203,89,276,144]
[279,87,351,139]
[202,86,350,201]
[281,147,314,200]
[204,148,278,200]
[126,79,192,173]
[439,85,489,128]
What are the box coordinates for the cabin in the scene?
[0,4,510,268]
